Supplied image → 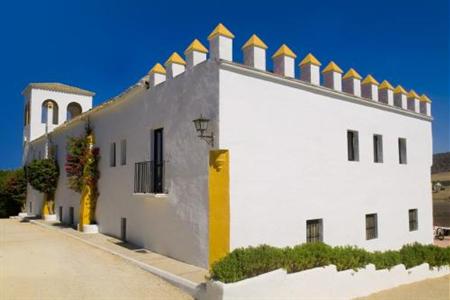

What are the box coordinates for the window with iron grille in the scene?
[399,138,407,164]
[110,142,116,167]
[409,209,418,231]
[306,219,323,243]
[347,130,359,161]
[373,134,383,163]
[120,139,127,166]
[366,213,378,240]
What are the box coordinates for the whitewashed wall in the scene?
[24,61,219,268]
[198,264,450,300]
[219,63,433,252]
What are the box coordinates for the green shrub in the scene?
[330,246,371,271]
[25,159,59,194]
[370,250,401,270]
[210,243,450,283]
[284,243,332,273]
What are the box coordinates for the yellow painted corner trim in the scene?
[209,149,230,267]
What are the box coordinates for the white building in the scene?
[23,23,433,269]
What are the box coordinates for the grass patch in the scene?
[210,243,450,283]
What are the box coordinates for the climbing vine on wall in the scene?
[65,128,100,194]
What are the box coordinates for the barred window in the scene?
[306,219,323,243]
[409,209,418,231]
[120,139,127,166]
[366,214,378,240]
[110,142,116,167]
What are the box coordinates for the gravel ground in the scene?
[358,275,450,300]
[0,219,192,300]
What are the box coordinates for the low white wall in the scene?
[198,263,450,300]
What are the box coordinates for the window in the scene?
[399,138,407,164]
[306,219,323,243]
[409,209,418,231]
[347,130,359,161]
[67,102,82,120]
[110,142,116,167]
[41,100,59,124]
[366,214,378,240]
[120,139,127,166]
[373,134,383,163]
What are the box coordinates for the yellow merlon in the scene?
[407,90,420,99]
[299,53,321,66]
[394,85,407,94]
[185,39,208,54]
[379,80,394,90]
[148,63,166,75]
[165,52,186,66]
[272,44,297,59]
[420,94,431,103]
[343,68,362,80]
[208,23,235,40]
[322,61,343,74]
[242,34,268,50]
[362,75,379,85]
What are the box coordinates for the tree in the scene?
[0,169,27,218]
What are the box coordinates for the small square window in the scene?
[366,214,378,240]
[306,219,323,243]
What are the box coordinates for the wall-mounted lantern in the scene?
[193,114,214,146]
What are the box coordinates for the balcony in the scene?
[134,161,166,194]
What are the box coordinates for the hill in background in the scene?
[432,152,450,174]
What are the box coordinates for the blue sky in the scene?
[0,0,448,169]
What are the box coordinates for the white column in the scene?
[165,52,186,79]
[394,85,408,109]
[242,34,267,71]
[185,39,208,69]
[148,63,166,87]
[272,44,296,78]
[342,68,362,97]
[378,80,394,105]
[299,53,321,85]
[361,75,379,101]
[322,61,343,91]
[208,23,234,61]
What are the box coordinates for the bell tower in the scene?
[22,82,94,162]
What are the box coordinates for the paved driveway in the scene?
[0,219,192,300]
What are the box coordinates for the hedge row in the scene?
[210,243,450,283]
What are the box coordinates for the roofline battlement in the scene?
[139,22,432,118]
